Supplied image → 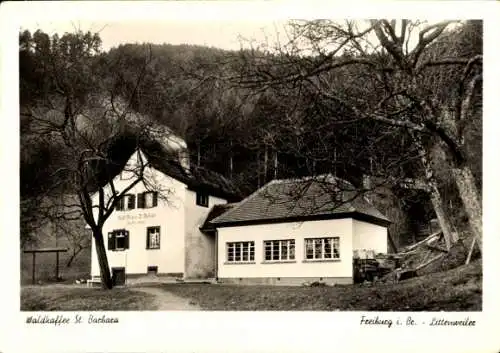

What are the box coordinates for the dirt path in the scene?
[133,287,202,311]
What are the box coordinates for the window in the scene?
[196,191,209,207]
[264,240,295,261]
[305,237,340,260]
[115,194,135,211]
[137,191,158,209]
[226,241,255,263]
[146,226,161,249]
[108,229,130,251]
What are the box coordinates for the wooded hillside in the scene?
[20,20,482,280]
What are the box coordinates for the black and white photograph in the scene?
[1,1,499,353]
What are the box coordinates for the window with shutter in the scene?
[124,230,130,249]
[142,191,158,208]
[137,192,145,208]
[108,232,115,250]
[127,194,136,210]
[116,194,135,211]
[115,197,124,211]
[108,230,129,251]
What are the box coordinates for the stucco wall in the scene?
[217,219,354,279]
[352,220,388,255]
[184,191,227,278]
[91,151,186,277]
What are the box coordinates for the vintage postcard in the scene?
[1,1,499,353]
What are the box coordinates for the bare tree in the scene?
[20,29,176,288]
[227,20,482,253]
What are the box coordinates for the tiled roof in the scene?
[143,147,242,201]
[95,135,242,201]
[200,203,238,231]
[210,175,390,227]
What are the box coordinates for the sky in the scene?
[21,19,290,52]
[16,2,468,54]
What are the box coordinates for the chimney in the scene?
[179,149,191,172]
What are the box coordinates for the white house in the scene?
[90,131,390,286]
[204,176,391,286]
[89,133,240,284]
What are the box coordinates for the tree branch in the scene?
[411,21,455,68]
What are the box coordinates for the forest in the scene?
[19,20,482,287]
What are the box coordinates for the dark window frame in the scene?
[115,194,135,211]
[138,191,158,209]
[108,229,130,251]
[196,191,209,207]
[146,226,161,250]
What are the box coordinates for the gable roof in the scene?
[93,133,242,201]
[144,148,241,201]
[210,175,390,227]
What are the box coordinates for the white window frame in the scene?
[226,241,255,263]
[304,237,340,261]
[263,239,295,262]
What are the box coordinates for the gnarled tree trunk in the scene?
[93,228,113,289]
[412,133,457,250]
[451,165,482,253]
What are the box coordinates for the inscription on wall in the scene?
[117,212,157,225]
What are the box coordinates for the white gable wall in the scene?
[184,191,227,278]
[217,218,354,280]
[352,220,388,255]
[90,150,187,277]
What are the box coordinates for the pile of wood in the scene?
[379,231,458,283]
[354,231,456,284]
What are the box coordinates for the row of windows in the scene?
[115,191,210,211]
[116,192,158,211]
[108,227,161,250]
[226,237,340,263]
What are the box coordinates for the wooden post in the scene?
[32,252,36,285]
[55,251,60,280]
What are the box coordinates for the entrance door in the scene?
[112,267,126,286]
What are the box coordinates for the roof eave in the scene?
[211,211,391,229]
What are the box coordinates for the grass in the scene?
[21,285,156,311]
[155,260,482,311]
[20,260,481,311]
